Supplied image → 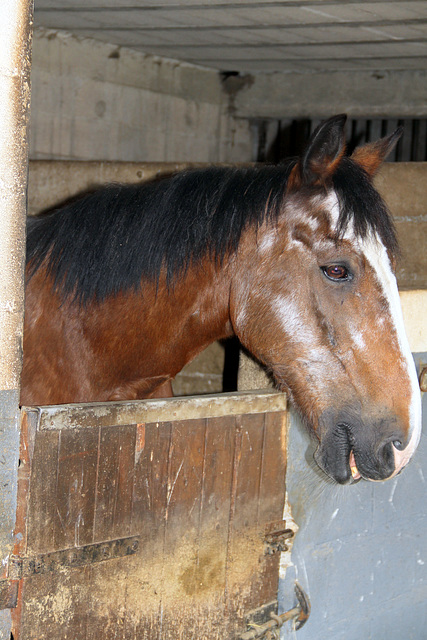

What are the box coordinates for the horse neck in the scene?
[158,258,234,346]
[96,258,234,372]
[22,259,235,404]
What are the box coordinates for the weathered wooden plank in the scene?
[94,425,136,542]
[127,421,172,639]
[18,566,92,640]
[198,415,236,574]
[26,430,60,554]
[258,412,287,523]
[28,390,287,431]
[164,418,206,539]
[225,413,267,619]
[223,410,287,634]
[83,562,126,640]
[194,415,237,637]
[130,421,172,539]
[156,418,207,640]
[54,428,99,549]
[256,411,288,606]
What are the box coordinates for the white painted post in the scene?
[0,0,33,636]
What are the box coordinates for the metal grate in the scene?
[259,118,427,163]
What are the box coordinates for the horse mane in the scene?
[26,164,295,303]
[26,160,398,304]
[333,158,399,256]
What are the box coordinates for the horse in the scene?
[22,114,422,485]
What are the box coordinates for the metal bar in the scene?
[0,0,33,633]
[0,536,139,610]
[240,606,301,639]
[239,583,310,639]
[7,536,140,580]
[23,390,288,432]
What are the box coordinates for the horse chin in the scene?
[314,442,354,485]
[313,422,401,485]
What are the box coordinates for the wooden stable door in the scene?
[8,391,289,639]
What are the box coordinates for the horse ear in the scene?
[351,127,403,176]
[288,114,347,190]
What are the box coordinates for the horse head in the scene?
[231,115,422,484]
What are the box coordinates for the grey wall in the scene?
[280,355,427,640]
[30,28,254,163]
[225,69,427,120]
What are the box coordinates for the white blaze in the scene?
[361,234,422,473]
[322,188,421,475]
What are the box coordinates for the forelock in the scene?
[332,157,399,257]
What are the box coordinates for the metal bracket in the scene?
[264,520,295,555]
[239,583,310,639]
[0,580,19,610]
[0,535,139,609]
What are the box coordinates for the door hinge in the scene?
[0,579,19,610]
[239,583,310,639]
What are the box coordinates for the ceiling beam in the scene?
[223,69,427,119]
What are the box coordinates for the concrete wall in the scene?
[29,27,254,163]
[224,69,427,120]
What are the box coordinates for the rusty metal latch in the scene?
[239,583,310,639]
[0,535,139,609]
[264,520,295,555]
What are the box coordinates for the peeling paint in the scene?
[279,493,299,581]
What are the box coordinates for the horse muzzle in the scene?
[314,419,413,485]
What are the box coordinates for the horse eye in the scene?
[322,265,349,281]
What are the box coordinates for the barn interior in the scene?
[1,2,427,638]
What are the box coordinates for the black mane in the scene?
[26,164,295,303]
[333,158,399,256]
[26,160,398,304]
